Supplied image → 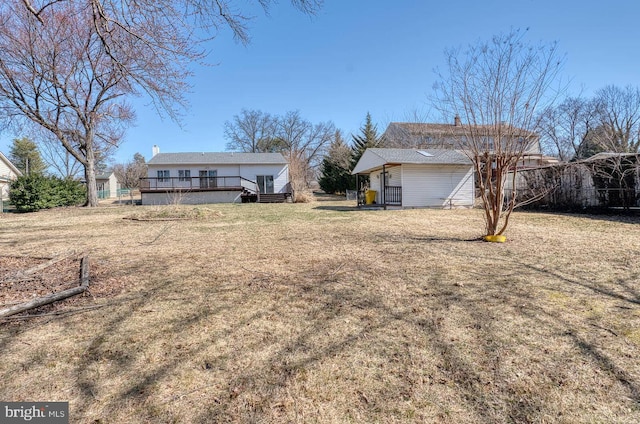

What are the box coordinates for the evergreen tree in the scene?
[9,137,47,175]
[350,112,385,169]
[318,130,354,193]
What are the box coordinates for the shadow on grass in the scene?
[312,205,362,212]
[3,232,638,422]
[522,209,640,225]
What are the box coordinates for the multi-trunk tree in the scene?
[434,29,563,237]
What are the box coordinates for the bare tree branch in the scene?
[433,29,564,237]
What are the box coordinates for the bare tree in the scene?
[275,110,334,201]
[39,137,84,179]
[1,0,322,206]
[0,2,136,206]
[434,29,564,237]
[225,109,335,201]
[537,96,599,161]
[112,153,147,204]
[224,109,276,152]
[591,85,640,153]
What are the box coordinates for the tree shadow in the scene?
[312,205,362,212]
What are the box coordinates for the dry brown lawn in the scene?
[1,198,639,423]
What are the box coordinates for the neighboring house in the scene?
[351,148,475,208]
[382,118,559,169]
[0,152,23,209]
[383,117,542,154]
[95,171,120,199]
[140,149,290,205]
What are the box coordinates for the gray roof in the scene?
[367,148,471,165]
[148,152,287,165]
[383,122,539,148]
[95,172,113,180]
[352,148,471,174]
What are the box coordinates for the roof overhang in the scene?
[0,152,22,177]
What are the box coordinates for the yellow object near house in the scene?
[484,235,507,243]
[365,190,377,205]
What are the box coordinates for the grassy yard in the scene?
[1,198,639,423]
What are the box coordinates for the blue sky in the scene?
[2,0,640,164]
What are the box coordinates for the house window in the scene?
[257,175,274,194]
[178,170,191,181]
[157,170,170,182]
[481,137,495,149]
[199,170,217,189]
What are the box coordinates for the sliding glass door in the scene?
[256,175,274,194]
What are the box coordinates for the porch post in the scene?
[355,174,359,206]
[382,164,387,210]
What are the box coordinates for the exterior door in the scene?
[199,170,217,188]
[257,175,274,194]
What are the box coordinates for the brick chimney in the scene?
[454,115,461,126]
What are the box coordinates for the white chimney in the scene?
[152,145,160,157]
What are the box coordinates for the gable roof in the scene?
[147,152,287,166]
[0,152,23,178]
[95,171,114,180]
[352,148,471,174]
[383,122,539,147]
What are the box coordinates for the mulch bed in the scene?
[0,255,126,320]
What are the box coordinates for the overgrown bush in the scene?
[10,174,86,212]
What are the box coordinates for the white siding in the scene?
[108,173,119,198]
[401,164,474,208]
[352,149,385,174]
[0,158,20,200]
[368,168,402,204]
[141,190,240,205]
[239,164,289,193]
[147,163,289,193]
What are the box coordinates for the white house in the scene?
[351,148,475,208]
[96,171,120,199]
[141,148,290,205]
[0,152,22,209]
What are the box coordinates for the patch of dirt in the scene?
[125,206,223,221]
[0,255,126,319]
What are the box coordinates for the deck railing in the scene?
[357,185,402,207]
[384,186,402,206]
[140,176,258,193]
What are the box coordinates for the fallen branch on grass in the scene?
[0,256,90,319]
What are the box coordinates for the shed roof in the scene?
[352,148,471,174]
[147,152,288,166]
[95,171,114,180]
